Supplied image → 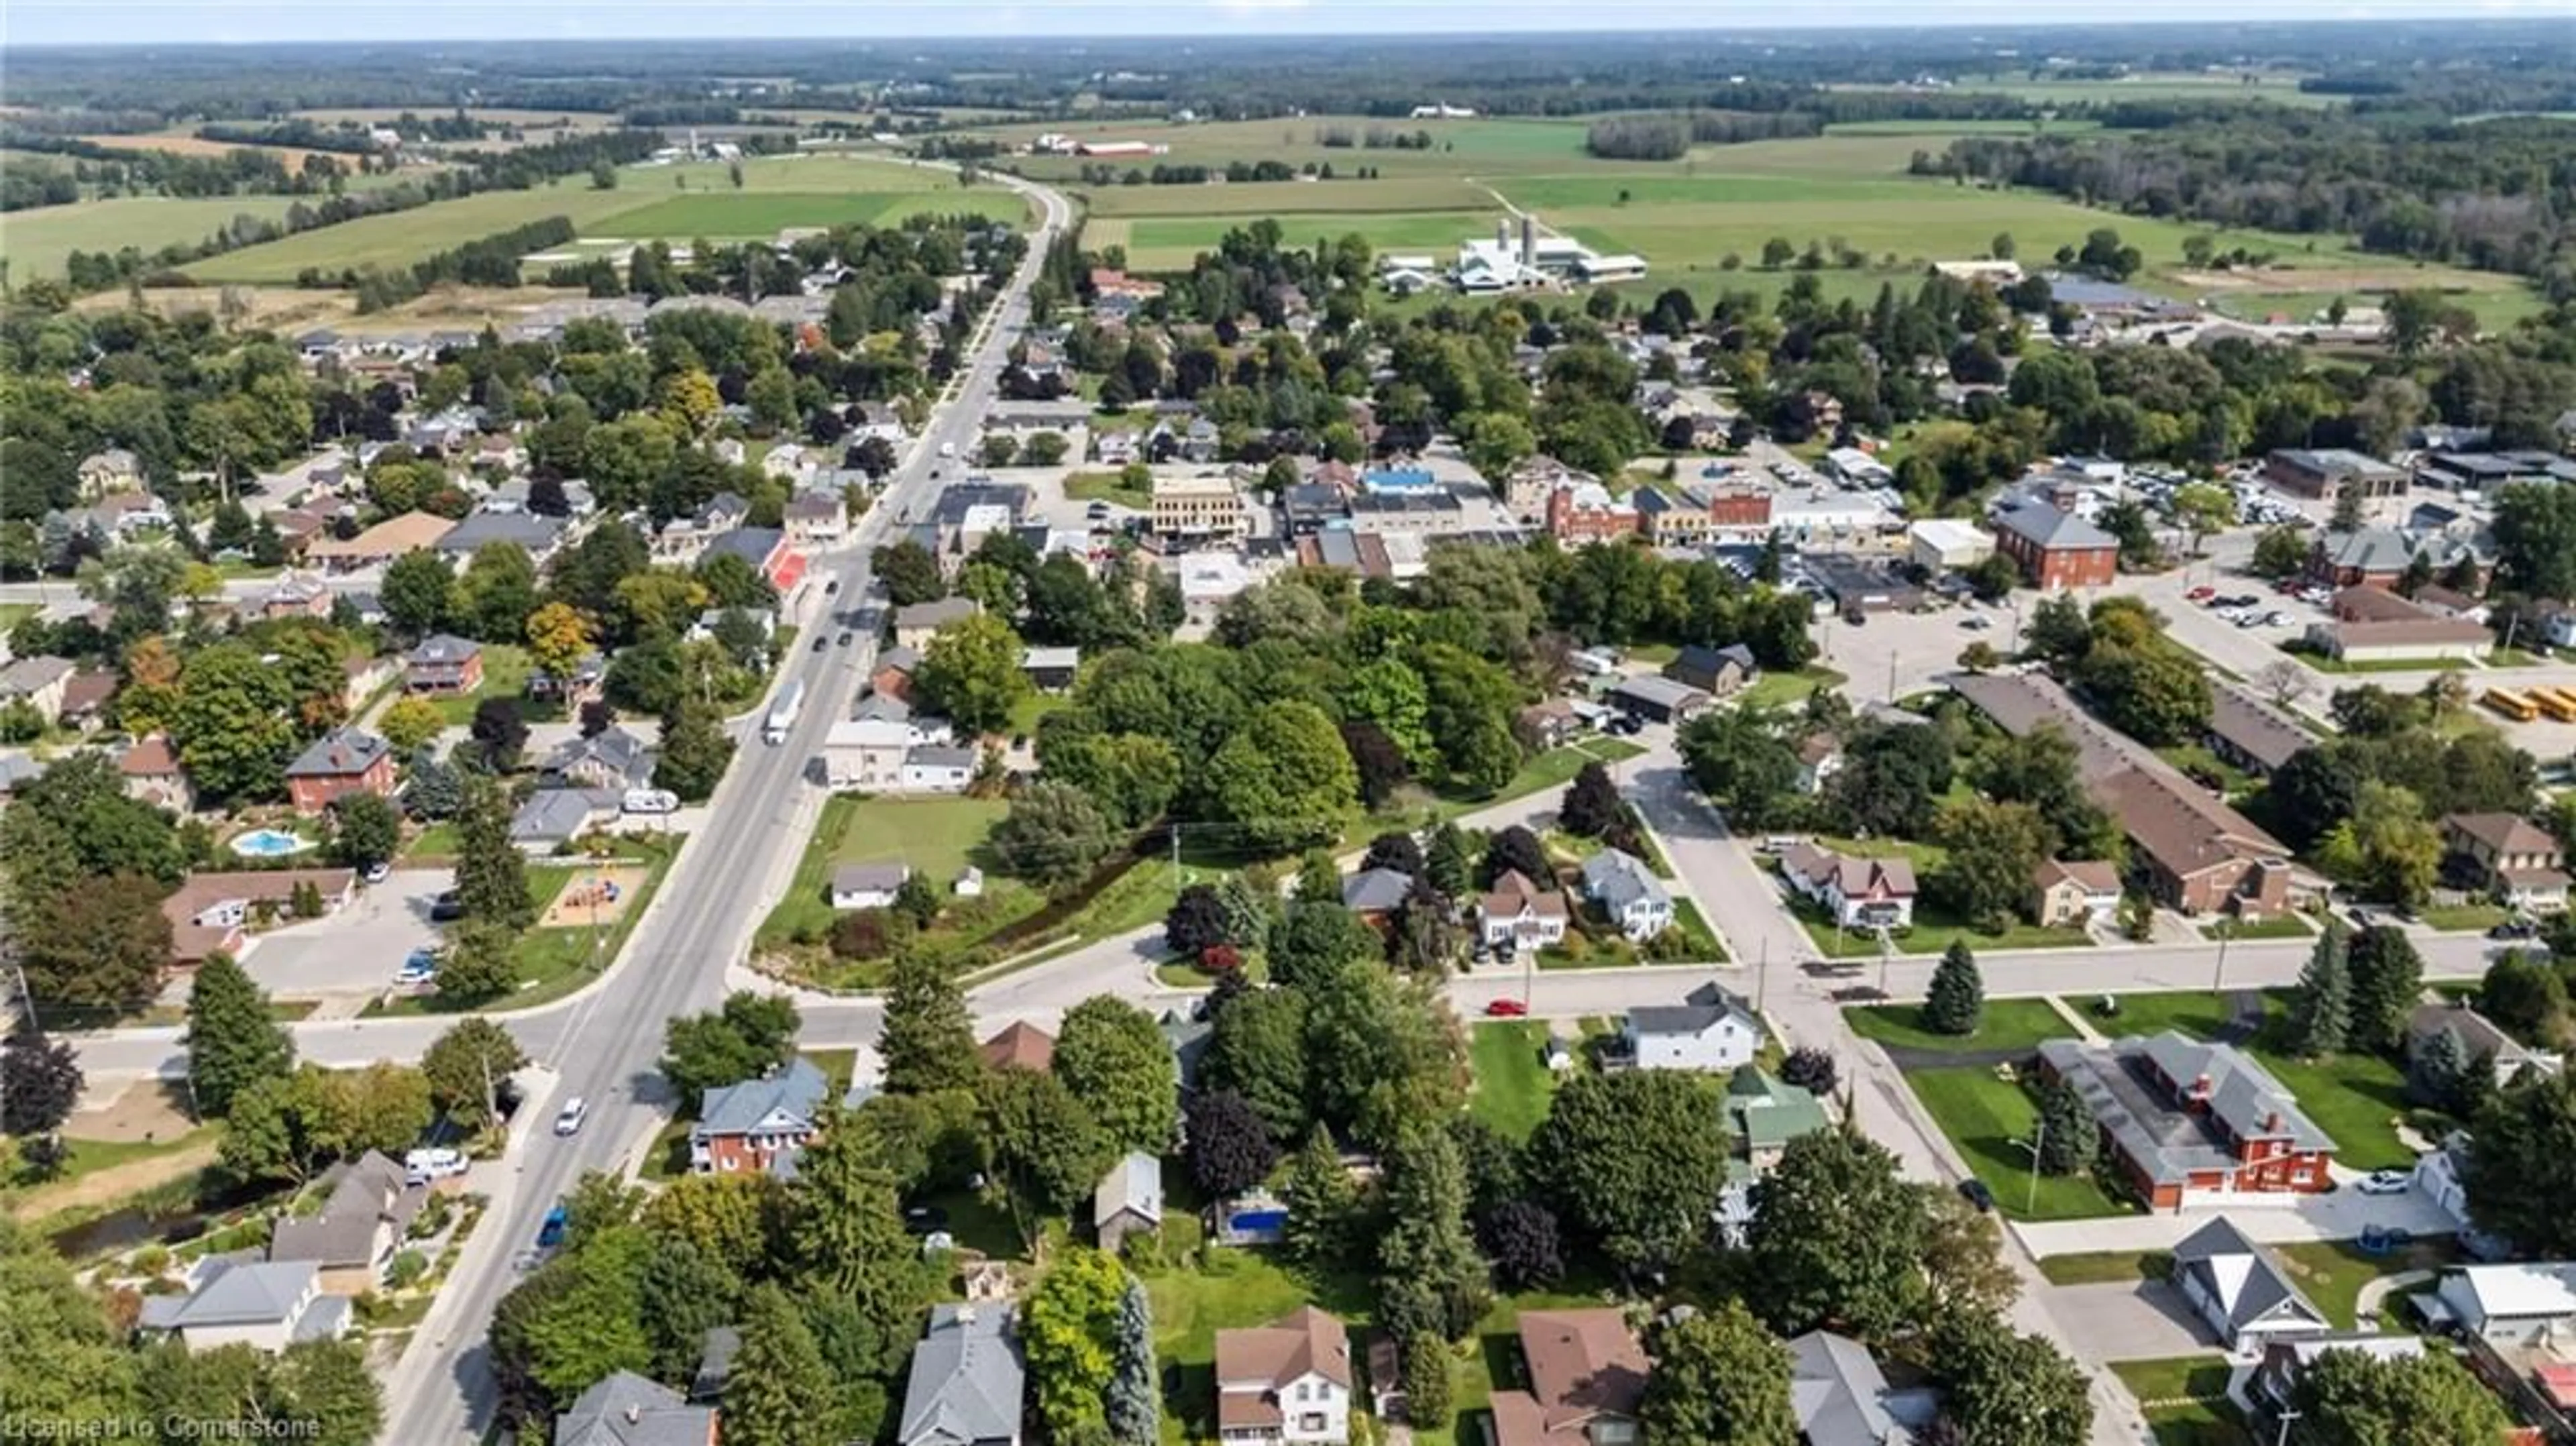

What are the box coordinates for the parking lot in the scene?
[240,867,453,999]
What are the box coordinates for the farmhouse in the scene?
[2037,1032,2335,1209]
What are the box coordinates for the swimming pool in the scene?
[230,828,314,858]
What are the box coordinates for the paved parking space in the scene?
[2041,1281,2214,1363]
[241,868,452,997]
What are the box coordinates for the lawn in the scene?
[2211,913,2315,941]
[760,794,1014,944]
[1794,898,2093,960]
[403,822,461,861]
[2110,1358,2253,1446]
[366,841,676,1017]
[2086,990,2241,1042]
[1468,1021,1560,1142]
[2418,902,2508,933]
[1144,1249,1376,1446]
[1667,899,1727,963]
[1063,470,1155,511]
[425,644,551,725]
[1,194,305,279]
[1847,998,2072,1056]
[1907,1066,2137,1221]
[2037,1249,2168,1286]
[2273,1237,2457,1329]
[1737,665,1846,711]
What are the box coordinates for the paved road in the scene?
[370,167,1076,1445]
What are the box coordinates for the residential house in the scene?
[0,656,74,724]
[1582,849,1674,940]
[2261,448,2407,503]
[2253,1335,2426,1414]
[1666,643,1758,698]
[1788,1331,1927,1446]
[542,726,657,792]
[2032,858,2122,930]
[895,597,980,651]
[1514,700,1584,752]
[433,510,567,567]
[656,492,751,563]
[1479,869,1569,952]
[901,744,976,794]
[2171,1217,2332,1354]
[339,655,396,714]
[1152,473,1247,541]
[704,525,808,599]
[1341,867,1415,924]
[2442,812,2569,914]
[872,647,923,703]
[2407,999,2564,1088]
[78,447,144,495]
[509,789,622,854]
[54,669,117,733]
[1727,1065,1831,1177]
[1605,675,1710,725]
[2435,1262,2576,1345]
[161,869,357,966]
[118,734,196,814]
[830,863,912,911]
[1094,1151,1165,1254]
[821,702,956,791]
[1793,733,1845,796]
[138,1260,350,1354]
[898,1305,1025,1446]
[2038,1033,2336,1209]
[1623,985,1762,1072]
[1489,1309,1645,1446]
[405,634,485,694]
[1992,499,2118,592]
[284,727,396,816]
[761,441,808,482]
[1780,842,1918,932]
[2204,685,2309,780]
[1022,646,1081,693]
[1215,1306,1353,1446]
[268,1151,425,1292]
[527,650,607,705]
[2304,586,2491,664]
[982,1022,1056,1073]
[555,1372,718,1446]
[691,1056,830,1176]
[784,492,849,547]
[256,572,335,620]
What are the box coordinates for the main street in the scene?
[370,167,1076,1445]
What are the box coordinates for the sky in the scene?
[3,0,2556,47]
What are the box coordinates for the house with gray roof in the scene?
[691,1056,830,1176]
[1992,499,2117,592]
[267,1150,425,1292]
[1094,1150,1165,1254]
[899,1304,1026,1446]
[1581,848,1672,940]
[510,788,622,854]
[2038,1033,2334,1210]
[555,1371,717,1446]
[405,632,484,694]
[831,863,912,910]
[2204,683,2310,779]
[894,596,981,651]
[2170,1216,2330,1354]
[1340,867,1415,919]
[543,726,657,791]
[433,509,568,563]
[138,1258,350,1353]
[1623,983,1761,1072]
[1789,1331,1928,1446]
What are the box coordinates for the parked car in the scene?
[536,1203,569,1249]
[812,635,829,653]
[623,789,680,816]
[824,579,840,594]
[2355,1170,2411,1197]
[837,630,856,647]
[362,860,391,886]
[2266,611,2295,627]
[2488,919,2538,940]
[1484,997,1529,1017]
[394,948,437,986]
[2186,586,2216,602]
[429,891,465,923]
[1960,615,1991,630]
[554,1097,589,1137]
[902,1205,951,1235]
[1957,1179,1996,1213]
[405,1148,468,1185]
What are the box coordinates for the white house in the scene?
[137,1260,350,1353]
[2436,1262,2576,1346]
[1623,986,1762,1072]
[2171,1217,2331,1355]
[1580,848,1673,940]
[1780,842,1917,931]
[1479,869,1569,951]
[822,702,956,790]
[900,744,976,795]
[1215,1306,1352,1446]
[830,863,912,911]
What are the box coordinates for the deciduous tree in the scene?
[378,696,446,756]
[1533,1070,1731,1275]
[1203,701,1358,855]
[20,873,172,1012]
[2290,1338,2512,1446]
[991,781,1116,893]
[1,1032,83,1138]
[329,792,400,871]
[421,1017,527,1129]
[1746,1126,1929,1338]
[916,614,1032,738]
[2464,1068,2576,1256]
[1055,995,1179,1157]
[1640,1300,1799,1446]
[1931,1313,2092,1446]
[1023,1247,1127,1441]
[1182,1089,1278,1198]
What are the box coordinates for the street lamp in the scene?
[2012,1111,2049,1217]
[2210,916,2237,994]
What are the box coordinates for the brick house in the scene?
[1991,500,2117,592]
[284,727,395,816]
[690,1057,830,1176]
[2039,1032,2335,1209]
[405,634,484,695]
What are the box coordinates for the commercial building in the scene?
[2261,448,2408,503]
[1907,518,1994,573]
[1151,472,1248,541]
[1991,499,2117,592]
[2303,587,2493,664]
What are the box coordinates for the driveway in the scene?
[2012,1183,2457,1258]
[240,868,453,999]
[2042,1280,2215,1362]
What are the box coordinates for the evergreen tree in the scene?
[2035,1080,2096,1176]
[453,777,534,932]
[1923,941,1984,1037]
[879,952,983,1095]
[724,1283,837,1446]
[1401,1332,1453,1431]
[2289,921,2353,1056]
[1425,822,1475,899]
[184,950,294,1118]
[1375,1125,1490,1343]
[1281,1128,1356,1270]
[2347,925,2424,1055]
[1104,1277,1159,1446]
[2408,1025,2469,1112]
[784,1107,919,1324]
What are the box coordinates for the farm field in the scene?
[0,194,306,280]
[1083,176,1492,217]
[1866,70,2337,109]
[72,128,345,172]
[1106,211,1490,270]
[183,183,647,282]
[596,188,1025,239]
[970,113,1619,180]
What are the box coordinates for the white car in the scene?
[2354,1169,2410,1196]
[405,1148,468,1185]
[554,1097,589,1137]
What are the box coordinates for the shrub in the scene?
[129,1245,170,1276]
[831,908,899,961]
[386,1249,429,1288]
[1199,944,1242,974]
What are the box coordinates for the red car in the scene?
[1484,997,1529,1017]
[2185,586,2216,602]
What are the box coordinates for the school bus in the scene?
[2482,688,2540,722]
[2534,688,2576,722]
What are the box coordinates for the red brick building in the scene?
[284,726,396,816]
[1544,482,1638,546]
[1992,500,2117,592]
[2039,1032,2334,1209]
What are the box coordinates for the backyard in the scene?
[1845,998,2072,1056]
[1905,1065,2138,1221]
[2110,1357,2252,1446]
[1467,1021,1561,1142]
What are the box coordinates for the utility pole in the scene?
[2210,917,2235,995]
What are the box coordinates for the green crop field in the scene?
[1494,173,1938,209]
[970,113,1618,181]
[184,183,653,282]
[598,188,1024,239]
[1,195,305,280]
[1822,119,2107,137]
[1114,211,1490,270]
[1083,176,1493,217]
[1941,71,2340,109]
